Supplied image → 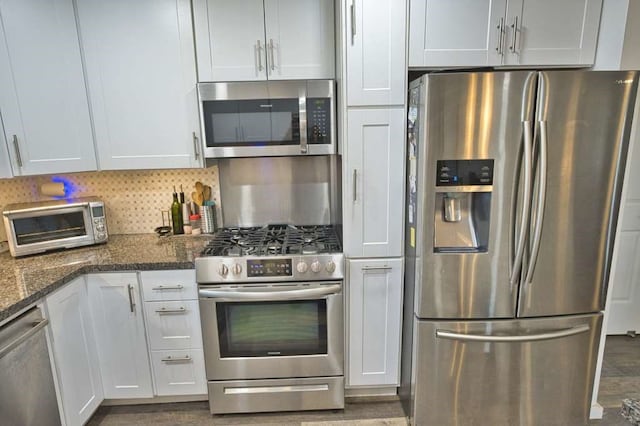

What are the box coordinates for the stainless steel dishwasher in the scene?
[0,307,61,426]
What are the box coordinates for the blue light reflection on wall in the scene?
[50,176,78,200]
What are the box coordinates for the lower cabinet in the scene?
[45,276,103,426]
[87,273,154,399]
[150,350,207,396]
[347,258,403,387]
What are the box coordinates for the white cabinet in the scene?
[140,270,206,397]
[193,0,335,81]
[409,0,602,68]
[0,126,12,178]
[346,0,407,106]
[87,273,153,399]
[0,0,96,176]
[408,0,506,67]
[45,276,103,426]
[347,258,403,387]
[343,108,405,258]
[76,0,201,170]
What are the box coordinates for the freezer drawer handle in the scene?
[0,318,48,359]
[436,324,590,343]
[199,284,341,301]
[224,384,329,395]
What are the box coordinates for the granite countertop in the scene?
[0,234,211,322]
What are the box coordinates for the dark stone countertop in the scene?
[0,234,211,322]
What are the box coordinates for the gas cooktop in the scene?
[196,224,344,283]
[201,224,342,257]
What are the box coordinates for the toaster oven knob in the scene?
[218,264,229,277]
[231,263,243,275]
[96,223,105,232]
[325,261,336,273]
[310,261,321,273]
[296,261,308,273]
[96,232,106,241]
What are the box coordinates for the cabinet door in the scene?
[347,258,403,387]
[87,273,153,399]
[346,0,407,106]
[264,0,335,80]
[77,0,202,170]
[45,276,103,426]
[193,0,267,82]
[503,0,602,66]
[344,108,405,257]
[0,125,12,178]
[0,0,96,176]
[408,0,507,67]
[144,300,203,351]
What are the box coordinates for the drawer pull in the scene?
[161,355,191,363]
[155,307,187,314]
[152,285,184,291]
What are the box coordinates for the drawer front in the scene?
[151,349,207,396]
[140,270,197,301]
[144,300,203,350]
[621,202,640,231]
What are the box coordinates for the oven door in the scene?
[198,282,343,380]
[198,80,335,158]
[4,206,93,256]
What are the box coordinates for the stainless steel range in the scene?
[196,224,345,414]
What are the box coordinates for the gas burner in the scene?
[201,224,342,257]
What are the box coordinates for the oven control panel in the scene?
[247,259,292,277]
[195,255,345,283]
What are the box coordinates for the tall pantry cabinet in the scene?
[339,0,407,391]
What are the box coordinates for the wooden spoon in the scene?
[195,181,204,195]
[191,191,204,206]
[203,185,212,201]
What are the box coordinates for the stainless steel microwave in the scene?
[2,197,108,257]
[198,80,336,158]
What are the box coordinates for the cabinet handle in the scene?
[192,132,200,160]
[256,40,263,71]
[350,1,356,44]
[152,285,184,291]
[496,18,504,55]
[269,39,276,71]
[161,355,192,363]
[361,266,392,272]
[352,169,357,202]
[155,307,187,315]
[510,16,519,54]
[127,284,136,313]
[12,135,22,168]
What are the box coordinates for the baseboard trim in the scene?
[590,402,604,419]
[345,387,398,398]
[102,394,208,406]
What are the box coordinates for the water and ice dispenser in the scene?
[434,160,493,253]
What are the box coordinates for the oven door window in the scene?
[203,99,300,147]
[13,212,87,246]
[217,300,327,357]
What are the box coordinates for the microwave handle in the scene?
[299,89,308,154]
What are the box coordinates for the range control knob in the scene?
[310,261,321,273]
[296,261,309,273]
[218,264,229,277]
[326,261,336,273]
[231,263,243,275]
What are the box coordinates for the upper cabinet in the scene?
[76,0,202,170]
[346,0,407,106]
[193,0,335,82]
[0,0,97,176]
[409,0,603,68]
[0,125,12,178]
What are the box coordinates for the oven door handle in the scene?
[199,284,341,301]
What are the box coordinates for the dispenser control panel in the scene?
[436,159,494,186]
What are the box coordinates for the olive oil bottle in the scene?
[171,186,183,234]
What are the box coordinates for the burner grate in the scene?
[201,224,341,257]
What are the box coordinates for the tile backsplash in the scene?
[0,167,220,242]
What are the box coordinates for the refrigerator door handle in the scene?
[510,120,533,285]
[525,120,548,285]
[436,324,590,343]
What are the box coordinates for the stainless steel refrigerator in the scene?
[401,70,638,426]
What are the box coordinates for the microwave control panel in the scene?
[307,98,331,144]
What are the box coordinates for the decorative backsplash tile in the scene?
[0,167,220,242]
